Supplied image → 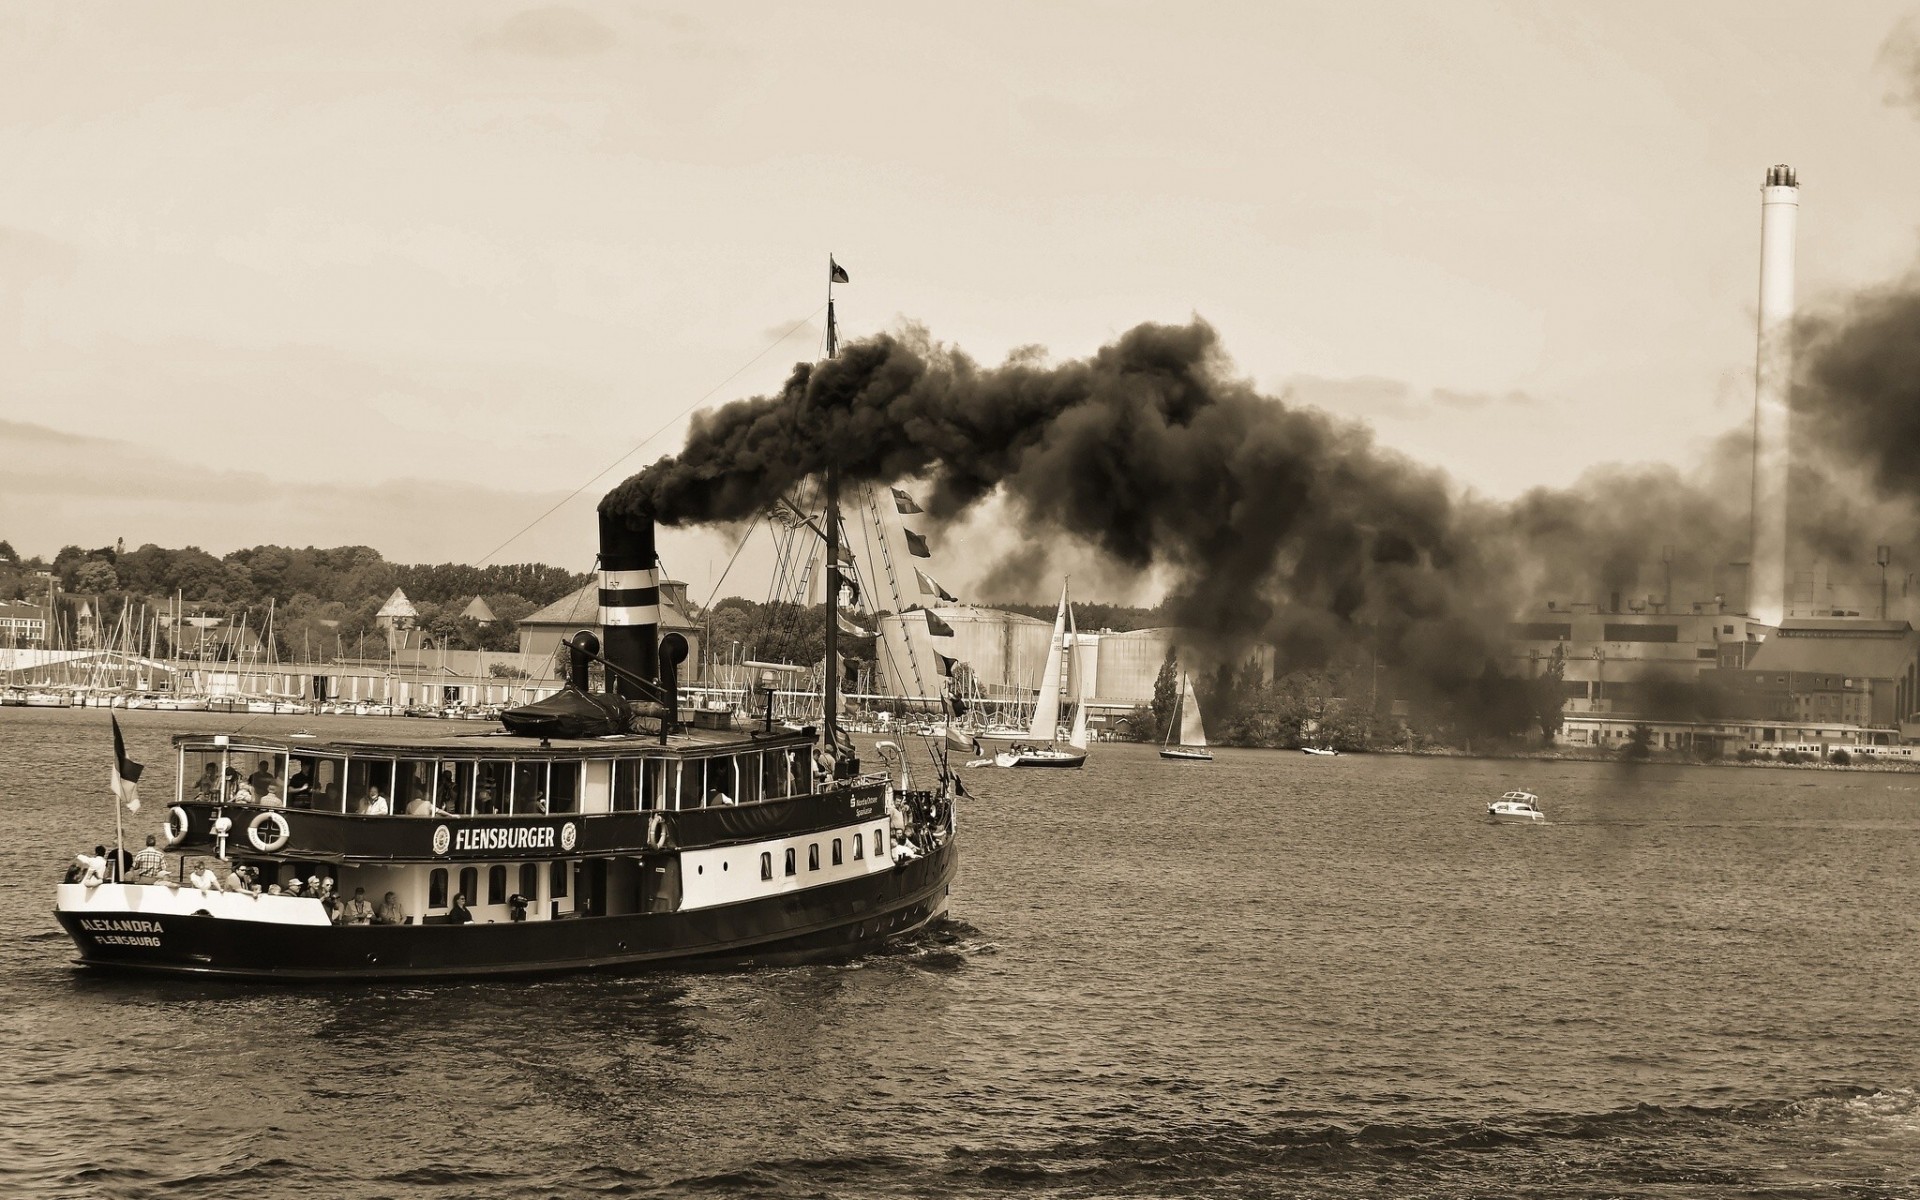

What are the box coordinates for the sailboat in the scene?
[993,582,1089,769]
[1160,672,1213,762]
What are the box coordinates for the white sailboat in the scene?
[1159,671,1213,762]
[993,582,1088,769]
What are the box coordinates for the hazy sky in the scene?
[6,1,1920,600]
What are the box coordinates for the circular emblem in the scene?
[431,824,451,856]
[560,821,578,852]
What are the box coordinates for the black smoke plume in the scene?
[605,322,1519,701]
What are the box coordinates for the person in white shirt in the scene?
[361,785,389,816]
[188,863,221,891]
[73,850,109,886]
[257,785,284,807]
[406,795,450,817]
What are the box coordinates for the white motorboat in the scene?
[1301,745,1338,757]
[1488,790,1546,822]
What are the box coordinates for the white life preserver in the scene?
[164,805,191,847]
[647,812,669,850]
[247,810,291,853]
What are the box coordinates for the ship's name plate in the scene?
[434,822,578,856]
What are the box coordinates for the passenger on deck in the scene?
[360,785,389,816]
[74,847,109,886]
[188,862,220,891]
[406,794,451,817]
[343,887,374,924]
[222,863,253,893]
[258,783,284,807]
[131,834,167,882]
[476,786,499,815]
[283,877,303,897]
[708,786,734,806]
[231,780,256,804]
[249,759,276,796]
[192,763,221,800]
[447,893,473,924]
[374,892,405,925]
[286,767,312,808]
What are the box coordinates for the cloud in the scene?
[486,6,616,58]
[1431,387,1538,411]
[1280,374,1421,421]
[0,418,583,565]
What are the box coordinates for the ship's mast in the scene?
[822,257,841,760]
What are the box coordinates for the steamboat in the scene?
[55,348,961,978]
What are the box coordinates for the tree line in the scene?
[0,539,589,661]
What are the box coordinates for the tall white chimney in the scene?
[1749,164,1798,627]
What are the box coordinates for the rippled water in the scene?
[7,706,1920,1198]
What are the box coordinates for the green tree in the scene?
[1148,646,1179,743]
[72,560,119,594]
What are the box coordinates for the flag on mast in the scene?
[903,529,932,558]
[914,568,958,603]
[891,487,923,514]
[110,715,144,813]
[829,258,850,284]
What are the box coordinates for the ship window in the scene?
[180,747,229,804]
[808,844,820,871]
[476,762,509,815]
[737,753,762,803]
[429,868,448,909]
[612,759,642,811]
[512,762,547,814]
[290,755,346,812]
[761,752,784,801]
[550,860,568,898]
[437,760,475,816]
[853,832,864,860]
[520,862,539,900]
[344,758,396,814]
[682,758,707,808]
[832,838,843,866]
[784,848,796,877]
[488,865,507,905]
[875,827,885,855]
[707,757,735,804]
[642,758,668,810]
[760,852,773,880]
[549,762,579,813]
[394,759,435,815]
[788,750,805,797]
[458,867,479,907]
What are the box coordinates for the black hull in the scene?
[1008,754,1086,769]
[58,840,957,981]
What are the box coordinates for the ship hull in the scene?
[57,840,957,981]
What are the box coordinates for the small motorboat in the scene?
[1488,790,1546,822]
[1301,746,1338,757]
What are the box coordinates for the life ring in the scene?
[164,805,191,847]
[647,812,669,850]
[247,810,291,853]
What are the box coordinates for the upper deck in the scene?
[158,721,879,863]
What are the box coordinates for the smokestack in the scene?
[1749,163,1798,626]
[598,510,660,699]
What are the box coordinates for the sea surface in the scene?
[6,707,1920,1198]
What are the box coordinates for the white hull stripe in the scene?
[601,569,660,591]
[602,605,662,627]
